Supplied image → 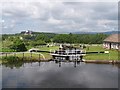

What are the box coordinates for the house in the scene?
[103,34,120,50]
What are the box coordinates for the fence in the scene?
[1,52,46,61]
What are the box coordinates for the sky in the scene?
[0,0,119,34]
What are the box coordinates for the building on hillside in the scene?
[21,30,33,35]
[103,34,120,50]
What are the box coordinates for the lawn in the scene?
[1,46,59,62]
[0,40,14,52]
[84,44,104,51]
[38,45,119,60]
[84,45,119,60]
[1,52,52,61]
[0,45,119,61]
[39,46,59,52]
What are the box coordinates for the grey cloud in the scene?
[3,3,30,18]
[1,2,118,34]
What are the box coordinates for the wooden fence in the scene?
[1,52,46,61]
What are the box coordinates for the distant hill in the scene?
[13,30,120,35]
[103,31,120,34]
[72,31,120,34]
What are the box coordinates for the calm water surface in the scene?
[2,61,119,88]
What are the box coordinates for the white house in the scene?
[103,34,120,50]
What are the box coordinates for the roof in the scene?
[104,34,120,43]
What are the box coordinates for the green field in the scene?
[84,45,119,60]
[39,46,59,52]
[1,45,119,62]
[0,40,14,52]
[1,52,52,60]
[0,46,59,64]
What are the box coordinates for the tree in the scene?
[35,34,50,43]
[29,40,46,46]
[53,33,108,44]
[10,39,27,52]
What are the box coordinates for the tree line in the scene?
[1,33,108,52]
[53,33,108,44]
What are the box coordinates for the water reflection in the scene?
[1,59,120,88]
[2,60,119,88]
[2,60,23,69]
[2,59,120,69]
[54,59,82,68]
[38,61,41,66]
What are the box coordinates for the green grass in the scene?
[0,46,59,63]
[0,52,52,66]
[0,60,2,64]
[0,48,14,52]
[1,45,119,61]
[84,45,119,60]
[84,44,104,52]
[40,52,52,59]
[1,52,51,60]
[39,46,59,52]
[0,40,14,52]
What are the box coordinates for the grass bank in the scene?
[1,52,52,60]
[0,46,59,63]
[84,45,119,60]
[0,45,119,63]
[39,46,59,52]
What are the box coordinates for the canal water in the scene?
[1,61,119,88]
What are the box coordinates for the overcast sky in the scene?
[0,0,118,34]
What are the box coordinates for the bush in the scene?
[10,39,27,52]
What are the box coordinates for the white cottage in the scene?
[103,34,120,50]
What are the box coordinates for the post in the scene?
[74,60,77,68]
[14,53,16,57]
[59,60,61,67]
[80,56,83,62]
[39,54,40,61]
[39,61,40,66]
[31,52,32,58]
[6,53,7,58]
[109,52,110,60]
[77,56,79,60]
[23,53,24,60]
